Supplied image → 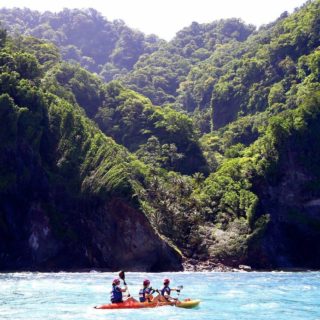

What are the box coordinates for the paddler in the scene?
[110,278,136,303]
[139,279,157,302]
[160,278,181,302]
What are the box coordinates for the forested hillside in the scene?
[0,8,163,79]
[1,0,320,271]
[178,0,320,130]
[0,28,181,271]
[0,8,255,106]
[120,19,255,106]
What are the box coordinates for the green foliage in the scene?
[0,32,148,212]
[93,82,207,174]
[37,90,145,199]
[177,0,320,129]
[138,171,204,251]
[120,49,191,105]
[0,25,7,48]
[0,8,162,80]
[1,2,320,267]
[136,136,184,170]
[43,62,104,117]
[14,52,41,80]
[0,94,20,191]
[16,37,61,71]
[120,19,254,106]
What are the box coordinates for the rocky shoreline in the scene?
[0,262,246,273]
[2,258,319,273]
[182,258,252,272]
[1,265,318,273]
[182,259,320,272]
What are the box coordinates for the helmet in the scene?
[163,278,170,285]
[143,279,150,286]
[112,278,120,285]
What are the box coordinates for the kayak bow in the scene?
[176,299,201,308]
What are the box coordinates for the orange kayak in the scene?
[94,298,200,309]
[94,300,172,309]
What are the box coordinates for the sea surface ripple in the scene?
[0,271,320,320]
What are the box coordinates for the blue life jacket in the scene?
[139,287,153,302]
[111,285,123,303]
[161,285,171,296]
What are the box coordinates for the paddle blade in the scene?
[177,285,184,290]
[119,270,125,280]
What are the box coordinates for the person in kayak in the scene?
[160,278,180,302]
[139,279,157,303]
[110,278,126,303]
[110,278,137,303]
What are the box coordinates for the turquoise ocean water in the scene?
[0,272,320,320]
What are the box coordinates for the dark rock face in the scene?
[85,198,182,271]
[0,195,182,271]
[248,135,320,269]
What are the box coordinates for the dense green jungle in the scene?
[0,0,320,271]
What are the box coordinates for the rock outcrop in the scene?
[248,132,320,269]
[0,195,182,271]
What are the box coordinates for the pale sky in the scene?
[1,0,309,40]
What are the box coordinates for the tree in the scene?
[0,26,7,48]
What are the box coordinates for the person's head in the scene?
[143,279,150,287]
[112,278,120,286]
[163,278,170,286]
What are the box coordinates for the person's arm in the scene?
[148,287,158,294]
[120,286,128,292]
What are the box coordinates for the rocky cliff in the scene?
[0,195,182,271]
[0,72,182,271]
[250,118,320,269]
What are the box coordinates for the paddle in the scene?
[119,270,131,297]
[173,285,184,306]
[177,285,184,292]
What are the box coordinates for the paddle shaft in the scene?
[119,271,131,297]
